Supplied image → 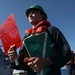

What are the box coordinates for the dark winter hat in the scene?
[26,4,47,20]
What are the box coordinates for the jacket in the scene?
[11,26,71,75]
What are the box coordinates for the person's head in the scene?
[25,5,47,26]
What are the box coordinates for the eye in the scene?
[28,10,38,17]
[31,11,37,14]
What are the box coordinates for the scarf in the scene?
[25,20,51,35]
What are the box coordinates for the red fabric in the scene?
[25,20,51,35]
[0,14,22,54]
[71,50,75,64]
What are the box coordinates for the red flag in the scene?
[0,14,22,54]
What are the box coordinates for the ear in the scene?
[38,11,44,20]
[39,13,44,20]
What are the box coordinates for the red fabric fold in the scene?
[25,20,51,35]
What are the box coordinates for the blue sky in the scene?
[0,0,75,52]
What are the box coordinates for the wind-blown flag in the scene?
[0,14,22,54]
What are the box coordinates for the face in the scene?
[28,10,43,26]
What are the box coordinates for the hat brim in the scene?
[26,8,47,20]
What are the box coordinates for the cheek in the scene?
[33,14,39,18]
[33,15,40,21]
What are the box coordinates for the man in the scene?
[69,51,75,75]
[8,5,71,75]
[63,51,75,75]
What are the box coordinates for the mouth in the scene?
[29,17,34,21]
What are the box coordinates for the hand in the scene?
[8,44,17,63]
[27,57,52,72]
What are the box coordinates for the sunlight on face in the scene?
[28,10,43,26]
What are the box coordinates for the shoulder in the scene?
[47,26,61,35]
[48,26,60,31]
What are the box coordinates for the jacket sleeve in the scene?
[11,43,30,70]
[11,35,30,70]
[47,26,71,69]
